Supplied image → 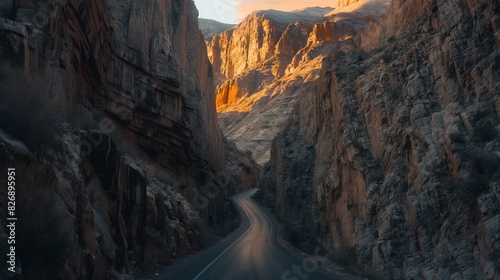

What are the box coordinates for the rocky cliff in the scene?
[0,0,259,279]
[258,0,500,279]
[206,7,333,83]
[0,0,224,187]
[207,5,388,165]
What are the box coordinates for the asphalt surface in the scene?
[138,189,356,280]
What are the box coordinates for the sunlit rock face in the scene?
[204,5,389,165]
[258,0,500,278]
[205,8,332,85]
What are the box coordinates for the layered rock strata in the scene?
[0,0,259,279]
[259,0,500,278]
[205,5,388,165]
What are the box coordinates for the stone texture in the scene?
[210,6,387,165]
[0,0,224,181]
[0,0,260,279]
[206,7,333,83]
[258,0,500,279]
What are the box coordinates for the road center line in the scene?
[192,196,254,280]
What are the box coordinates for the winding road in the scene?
[138,189,360,280]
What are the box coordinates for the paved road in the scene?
[138,189,355,280]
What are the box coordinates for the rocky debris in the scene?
[259,0,500,279]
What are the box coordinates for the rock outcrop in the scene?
[206,7,333,86]
[208,5,388,165]
[258,0,500,279]
[0,0,224,185]
[0,0,259,279]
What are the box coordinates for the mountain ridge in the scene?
[208,2,390,165]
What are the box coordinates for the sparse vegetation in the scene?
[458,147,500,188]
[328,246,357,267]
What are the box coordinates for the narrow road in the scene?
[138,189,358,280]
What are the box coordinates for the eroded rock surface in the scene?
[0,0,259,279]
[207,4,389,165]
[258,0,500,279]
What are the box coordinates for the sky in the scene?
[193,0,336,24]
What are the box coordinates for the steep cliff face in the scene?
[208,5,389,165]
[0,0,223,179]
[206,7,332,83]
[1,132,207,279]
[260,0,500,278]
[0,0,259,279]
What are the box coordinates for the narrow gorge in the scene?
[0,0,499,279]
[206,0,500,279]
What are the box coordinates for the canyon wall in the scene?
[259,0,500,278]
[206,8,332,83]
[0,0,259,279]
[1,0,224,181]
[204,6,387,165]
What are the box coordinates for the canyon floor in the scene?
[136,189,362,280]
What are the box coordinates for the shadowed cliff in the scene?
[0,0,259,279]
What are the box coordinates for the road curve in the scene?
[138,189,355,280]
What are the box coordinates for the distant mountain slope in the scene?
[198,18,235,42]
[207,4,388,164]
[249,6,333,24]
